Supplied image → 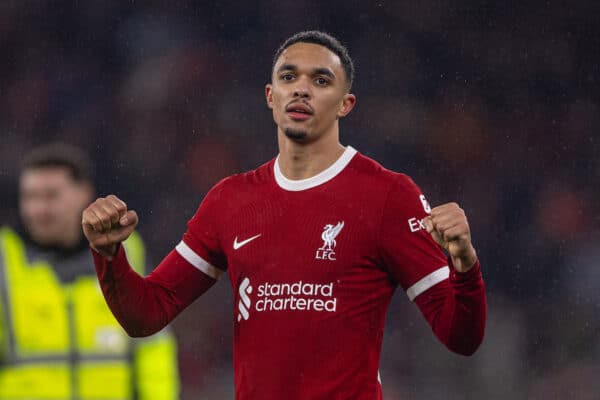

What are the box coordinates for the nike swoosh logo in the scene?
[233,234,262,250]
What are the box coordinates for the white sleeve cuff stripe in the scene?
[175,241,223,280]
[406,266,449,301]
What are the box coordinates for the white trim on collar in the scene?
[274,146,358,191]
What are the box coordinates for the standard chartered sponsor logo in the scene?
[237,278,337,321]
[256,281,337,312]
[237,277,253,321]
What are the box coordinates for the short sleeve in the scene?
[379,174,449,301]
[176,179,229,280]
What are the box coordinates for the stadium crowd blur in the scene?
[1,1,598,398]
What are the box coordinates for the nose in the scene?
[292,77,311,98]
[293,88,309,98]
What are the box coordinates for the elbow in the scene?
[449,339,483,356]
[109,301,172,338]
[446,329,485,356]
[115,316,166,338]
[125,327,154,338]
[124,324,164,338]
[445,299,487,356]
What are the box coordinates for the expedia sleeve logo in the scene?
[236,278,338,322]
[419,194,431,214]
[407,195,432,233]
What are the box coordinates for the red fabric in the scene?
[93,246,216,337]
[414,258,486,355]
[92,148,487,399]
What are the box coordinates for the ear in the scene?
[265,83,274,109]
[337,93,356,118]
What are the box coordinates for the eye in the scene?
[315,77,329,86]
[281,73,295,81]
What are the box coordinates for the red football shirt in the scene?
[180,145,459,398]
[93,146,486,400]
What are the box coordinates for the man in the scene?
[0,143,179,399]
[83,31,487,399]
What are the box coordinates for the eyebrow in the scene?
[277,64,336,80]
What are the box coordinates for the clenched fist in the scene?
[423,202,478,273]
[82,194,138,258]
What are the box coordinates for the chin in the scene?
[29,227,59,245]
[284,128,309,142]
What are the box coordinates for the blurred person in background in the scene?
[82,31,486,399]
[0,143,179,399]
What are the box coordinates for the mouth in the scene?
[286,102,313,121]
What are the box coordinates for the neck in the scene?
[30,227,84,251]
[276,130,345,180]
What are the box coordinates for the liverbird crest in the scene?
[319,221,345,252]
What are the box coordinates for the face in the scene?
[266,42,356,143]
[19,167,93,247]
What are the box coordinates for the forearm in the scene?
[92,245,215,337]
[415,258,487,356]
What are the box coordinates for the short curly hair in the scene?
[272,31,355,90]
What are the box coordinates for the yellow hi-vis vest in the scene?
[0,227,180,399]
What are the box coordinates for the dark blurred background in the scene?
[1,1,598,398]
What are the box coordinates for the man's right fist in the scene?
[81,194,138,258]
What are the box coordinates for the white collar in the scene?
[274,146,357,191]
